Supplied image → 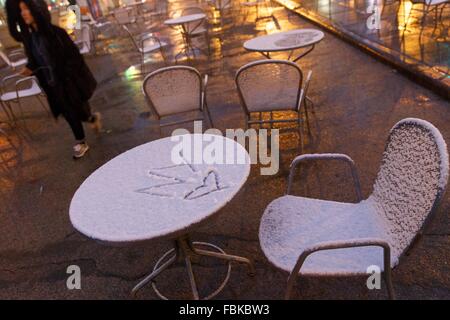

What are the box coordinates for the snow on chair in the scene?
[0,49,28,71]
[74,24,93,55]
[0,73,49,126]
[259,118,449,299]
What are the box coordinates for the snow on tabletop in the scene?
[69,134,250,243]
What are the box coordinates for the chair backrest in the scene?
[75,24,91,50]
[235,59,303,114]
[214,0,232,9]
[181,7,207,34]
[143,66,203,118]
[114,8,132,24]
[370,118,449,258]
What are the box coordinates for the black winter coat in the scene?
[22,25,97,119]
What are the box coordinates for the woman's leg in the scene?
[63,109,86,142]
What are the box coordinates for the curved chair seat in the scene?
[1,81,42,102]
[260,195,397,276]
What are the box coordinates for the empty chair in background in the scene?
[235,59,313,147]
[74,24,94,55]
[143,65,214,135]
[122,25,167,74]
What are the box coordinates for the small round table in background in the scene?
[244,28,324,62]
[70,134,254,300]
[164,13,208,60]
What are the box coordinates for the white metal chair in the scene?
[74,24,93,55]
[0,49,28,71]
[235,59,312,140]
[122,25,167,73]
[142,66,214,132]
[259,118,449,299]
[0,74,49,125]
[83,12,113,40]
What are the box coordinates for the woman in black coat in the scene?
[17,0,100,159]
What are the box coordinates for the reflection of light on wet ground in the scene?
[265,21,278,34]
[398,1,413,30]
[124,65,141,80]
[276,0,301,11]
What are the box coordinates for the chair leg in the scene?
[160,47,168,66]
[204,101,214,128]
[1,101,14,124]
[36,95,51,117]
[4,101,17,125]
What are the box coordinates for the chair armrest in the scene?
[297,70,312,111]
[287,153,362,202]
[15,76,39,93]
[8,51,26,59]
[286,238,392,299]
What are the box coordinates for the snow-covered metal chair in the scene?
[235,59,312,139]
[0,49,28,71]
[74,24,93,55]
[259,118,449,299]
[82,12,113,40]
[122,25,167,73]
[143,66,214,133]
[0,74,49,125]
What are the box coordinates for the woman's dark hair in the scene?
[17,0,53,38]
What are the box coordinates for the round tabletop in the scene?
[164,13,207,26]
[69,134,250,243]
[244,29,324,53]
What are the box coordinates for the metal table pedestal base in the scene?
[131,235,255,300]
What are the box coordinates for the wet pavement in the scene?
[276,0,450,97]
[0,0,449,299]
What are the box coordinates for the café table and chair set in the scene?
[68,4,449,299]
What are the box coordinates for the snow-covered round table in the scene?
[70,134,254,299]
[244,29,324,62]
